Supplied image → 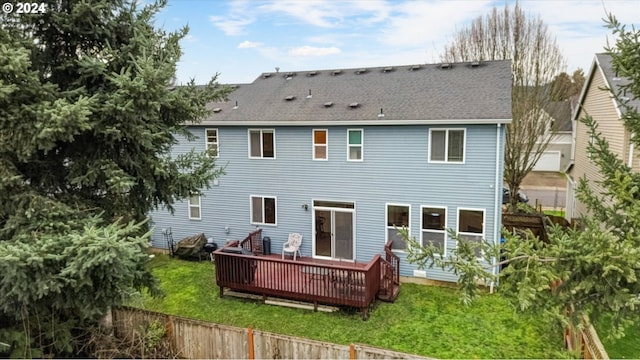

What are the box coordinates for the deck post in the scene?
[361,307,369,320]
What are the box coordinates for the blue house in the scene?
[150,60,512,283]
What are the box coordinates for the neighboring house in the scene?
[150,60,512,282]
[532,100,575,172]
[566,53,640,220]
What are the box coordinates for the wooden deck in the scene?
[213,229,399,319]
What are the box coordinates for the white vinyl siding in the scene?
[347,129,363,161]
[386,203,410,251]
[248,129,275,158]
[188,194,201,220]
[429,129,465,163]
[571,64,628,216]
[421,206,447,254]
[205,128,219,157]
[313,129,328,160]
[588,131,595,160]
[251,195,277,225]
[457,208,485,258]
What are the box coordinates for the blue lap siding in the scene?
[150,123,505,282]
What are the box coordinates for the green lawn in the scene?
[543,209,566,217]
[138,255,569,359]
[594,314,640,359]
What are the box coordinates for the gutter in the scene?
[628,133,635,168]
[490,123,502,293]
[198,118,513,127]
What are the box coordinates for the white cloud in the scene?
[210,15,254,35]
[377,1,494,48]
[288,46,341,56]
[259,1,338,27]
[258,0,389,28]
[209,1,256,35]
[523,0,639,27]
[238,40,262,49]
[511,0,640,72]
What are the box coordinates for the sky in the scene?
[152,0,640,85]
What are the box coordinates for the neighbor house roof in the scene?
[200,60,512,126]
[574,53,640,121]
[544,100,573,132]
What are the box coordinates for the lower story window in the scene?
[251,196,276,225]
[457,208,484,257]
[422,206,446,251]
[387,204,410,250]
[188,194,201,220]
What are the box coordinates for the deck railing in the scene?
[383,240,400,291]
[238,228,263,254]
[214,250,382,319]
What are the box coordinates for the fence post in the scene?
[248,327,254,360]
[100,307,114,335]
[350,343,355,359]
[165,315,175,353]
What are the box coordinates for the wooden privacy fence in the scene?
[564,316,609,359]
[502,213,549,242]
[110,306,431,359]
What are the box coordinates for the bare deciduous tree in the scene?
[442,2,566,212]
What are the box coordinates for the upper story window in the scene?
[188,194,201,220]
[387,204,410,251]
[457,208,484,258]
[313,129,328,160]
[205,129,218,157]
[249,129,275,159]
[347,129,363,161]
[429,129,465,163]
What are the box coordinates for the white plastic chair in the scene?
[282,233,303,260]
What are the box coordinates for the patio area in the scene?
[213,229,399,319]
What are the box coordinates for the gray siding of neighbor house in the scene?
[150,124,505,282]
[545,137,572,172]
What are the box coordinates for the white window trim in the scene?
[385,202,411,253]
[250,195,277,226]
[312,129,328,161]
[205,128,219,158]
[428,128,466,164]
[455,207,485,258]
[247,129,276,159]
[347,128,364,162]
[420,205,447,256]
[188,194,201,220]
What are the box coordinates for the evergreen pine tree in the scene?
[0,0,229,356]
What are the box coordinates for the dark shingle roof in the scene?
[595,53,640,114]
[544,101,573,131]
[201,61,512,126]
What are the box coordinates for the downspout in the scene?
[628,133,635,168]
[490,123,502,294]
